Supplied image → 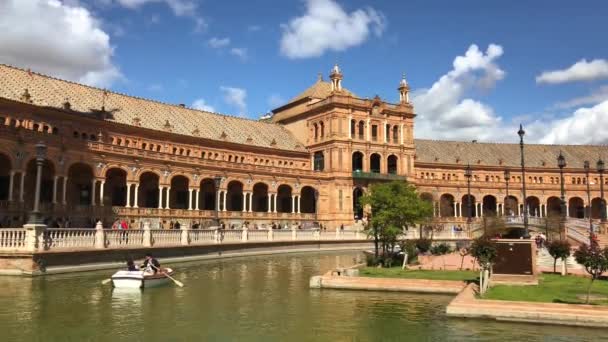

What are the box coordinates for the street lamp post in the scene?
[27,141,47,225]
[465,164,472,225]
[518,125,530,239]
[504,168,510,216]
[558,152,567,239]
[213,176,222,227]
[314,189,320,225]
[598,158,606,223]
[584,161,593,244]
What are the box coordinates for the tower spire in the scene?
[329,64,343,92]
[398,73,410,104]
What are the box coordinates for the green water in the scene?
[0,252,605,341]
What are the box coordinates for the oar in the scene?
[151,264,184,287]
[101,278,112,285]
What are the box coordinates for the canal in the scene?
[0,251,604,341]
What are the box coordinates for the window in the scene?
[392,126,398,143]
[357,121,364,139]
[313,151,324,171]
[371,125,378,141]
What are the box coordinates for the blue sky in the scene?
[2,0,608,144]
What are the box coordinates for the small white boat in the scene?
[111,268,174,288]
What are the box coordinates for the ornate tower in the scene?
[398,74,410,104]
[329,64,343,92]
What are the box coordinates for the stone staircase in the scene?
[536,247,582,271]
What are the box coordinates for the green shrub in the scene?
[415,238,432,253]
[431,243,451,256]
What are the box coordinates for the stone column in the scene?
[8,171,14,201]
[216,190,221,211]
[62,177,68,205]
[19,172,25,202]
[348,115,352,139]
[267,194,272,213]
[188,189,193,210]
[241,226,248,242]
[453,202,457,217]
[90,179,96,206]
[133,183,139,208]
[94,221,105,249]
[195,189,200,210]
[242,192,247,212]
[222,190,227,211]
[52,175,59,204]
[125,183,132,208]
[181,223,190,246]
[248,193,252,212]
[99,180,105,206]
[297,196,301,214]
[292,195,296,213]
[142,221,152,247]
[158,186,163,209]
[383,120,388,143]
[273,194,277,213]
[400,123,404,145]
[165,187,171,209]
[366,118,370,141]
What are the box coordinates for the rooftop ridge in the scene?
[414,138,608,148]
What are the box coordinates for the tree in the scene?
[547,240,571,274]
[469,237,498,294]
[359,181,433,265]
[458,247,470,271]
[574,243,608,304]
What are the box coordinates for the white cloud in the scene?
[538,100,608,145]
[553,85,608,109]
[191,98,215,112]
[280,0,386,59]
[208,37,230,48]
[112,0,205,31]
[536,59,608,84]
[413,44,507,141]
[268,94,285,108]
[0,0,122,88]
[229,47,248,61]
[220,86,247,115]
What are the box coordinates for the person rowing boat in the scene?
[141,253,161,275]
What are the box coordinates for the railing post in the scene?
[335,228,341,240]
[23,223,46,252]
[95,221,105,249]
[315,229,320,241]
[142,221,152,247]
[213,228,219,243]
[181,224,190,246]
[242,227,248,242]
[292,226,297,241]
[267,228,273,241]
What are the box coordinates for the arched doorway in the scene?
[547,196,562,217]
[199,178,216,210]
[482,195,497,216]
[25,159,55,206]
[138,172,159,208]
[462,195,477,218]
[568,197,585,218]
[527,196,541,217]
[370,153,381,173]
[504,195,518,216]
[352,152,363,172]
[353,187,364,219]
[0,153,11,200]
[591,197,603,219]
[387,155,398,174]
[169,175,189,209]
[67,163,93,206]
[252,182,268,212]
[105,168,127,206]
[300,186,316,213]
[226,181,243,211]
[440,194,455,217]
[277,184,292,213]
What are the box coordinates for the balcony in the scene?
[352,171,407,181]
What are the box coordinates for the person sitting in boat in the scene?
[126,259,139,272]
[141,253,161,274]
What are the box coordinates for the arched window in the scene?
[319,121,325,138]
[392,126,398,143]
[313,123,318,140]
[387,155,398,174]
[313,151,324,171]
[370,153,381,173]
[357,121,364,139]
[352,152,364,172]
[350,119,356,137]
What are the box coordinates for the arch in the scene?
[319,121,325,138]
[591,197,603,219]
[67,162,93,206]
[370,153,381,173]
[313,151,324,171]
[357,121,364,139]
[461,194,477,218]
[300,186,317,214]
[387,155,398,174]
[547,196,563,217]
[482,195,497,216]
[252,182,268,212]
[439,194,455,217]
[104,168,127,206]
[0,152,12,201]
[226,180,244,211]
[169,175,189,209]
[353,187,364,219]
[504,195,519,216]
[276,184,293,213]
[352,151,364,172]
[199,178,216,210]
[568,197,585,218]
[313,123,319,140]
[138,172,159,208]
[526,196,541,217]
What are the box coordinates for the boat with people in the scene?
[110,268,175,288]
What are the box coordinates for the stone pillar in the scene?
[383,120,388,143]
[188,188,193,210]
[23,223,46,252]
[273,194,277,213]
[292,195,296,213]
[142,221,152,247]
[165,187,171,209]
[222,190,227,211]
[400,123,404,145]
[242,226,248,242]
[297,196,301,214]
[99,180,105,206]
[267,227,273,241]
[62,177,68,205]
[158,186,163,209]
[267,194,272,213]
[292,226,297,241]
[216,191,221,211]
[181,223,190,246]
[195,189,200,210]
[242,192,247,212]
[90,180,96,206]
[19,172,25,202]
[248,193,252,213]
[95,220,105,249]
[133,183,139,208]
[348,115,353,139]
[366,118,370,141]
[8,171,14,201]
[125,183,132,208]
[335,227,341,239]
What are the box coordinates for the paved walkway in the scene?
[310,274,467,294]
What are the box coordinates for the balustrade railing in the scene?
[189,229,216,244]
[150,230,182,246]
[105,230,144,248]
[0,229,26,250]
[44,229,96,249]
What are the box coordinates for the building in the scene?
[0,63,606,229]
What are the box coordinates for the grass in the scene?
[484,274,608,305]
[359,267,478,282]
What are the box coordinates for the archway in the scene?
[461,195,477,218]
[105,168,127,206]
[370,153,381,173]
[482,195,497,216]
[568,197,585,218]
[504,195,518,216]
[387,155,398,174]
[169,175,189,209]
[547,196,562,217]
[277,184,292,213]
[199,178,216,210]
[591,197,603,219]
[67,163,93,206]
[439,194,455,217]
[138,172,159,208]
[25,159,55,206]
[252,182,268,212]
[353,187,364,219]
[352,152,364,172]
[226,181,243,211]
[0,153,11,200]
[527,196,541,217]
[300,186,316,214]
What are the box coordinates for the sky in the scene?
[1,0,608,145]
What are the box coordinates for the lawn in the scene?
[359,267,478,282]
[484,274,608,305]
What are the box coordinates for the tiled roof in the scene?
[415,139,608,169]
[287,78,355,103]
[0,64,306,152]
